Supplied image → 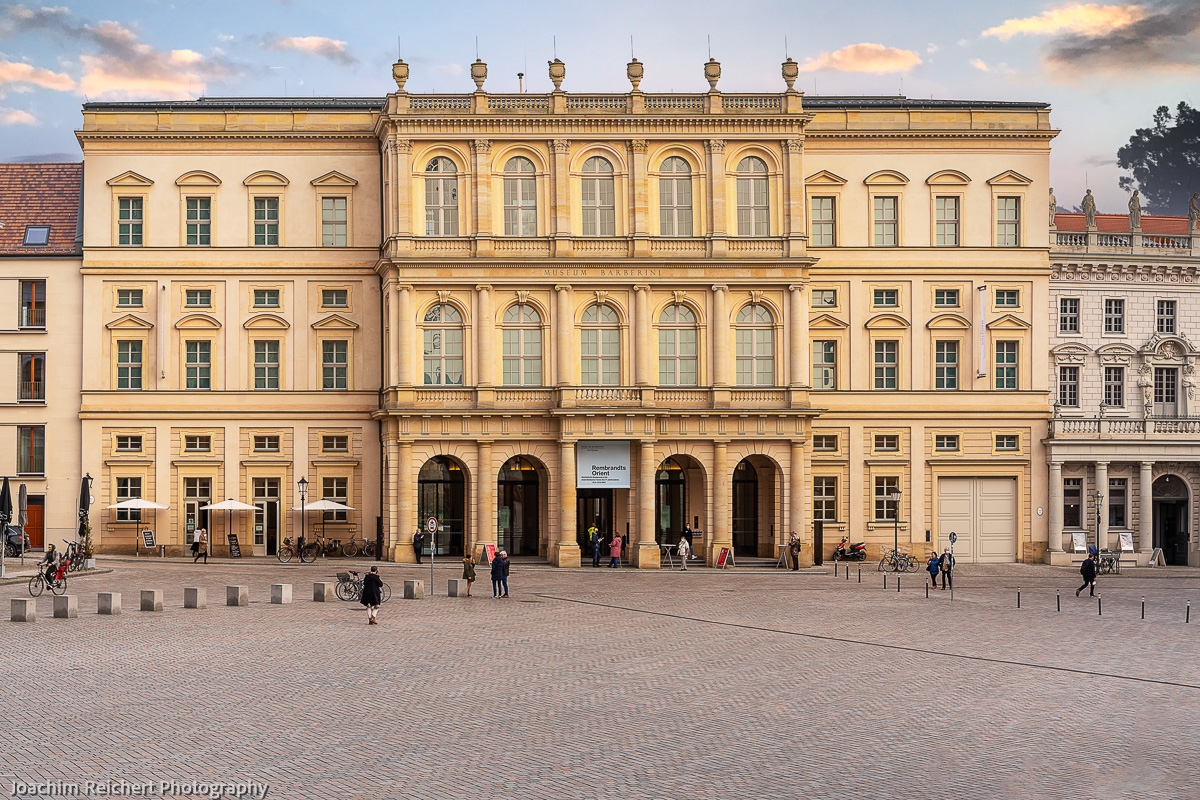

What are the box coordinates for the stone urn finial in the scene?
[782,58,798,92]
[392,58,409,92]
[627,57,643,91]
[704,57,721,91]
[548,58,565,91]
[470,58,487,91]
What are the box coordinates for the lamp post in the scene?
[1092,489,1104,552]
[890,488,902,560]
[298,476,309,555]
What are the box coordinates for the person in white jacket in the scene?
[677,535,691,571]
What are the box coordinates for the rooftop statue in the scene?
[1081,189,1097,229]
[1128,190,1142,230]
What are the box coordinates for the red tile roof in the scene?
[0,162,83,255]
[1054,212,1190,235]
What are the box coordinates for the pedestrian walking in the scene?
[1076,553,1097,597]
[412,530,424,564]
[589,523,602,568]
[499,550,510,597]
[939,548,954,590]
[192,528,208,564]
[461,553,476,597]
[608,532,623,568]
[677,534,691,570]
[491,550,510,597]
[788,533,802,571]
[926,552,940,589]
[360,565,383,624]
[190,528,201,560]
[682,523,696,560]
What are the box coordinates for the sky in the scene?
[0,0,1197,213]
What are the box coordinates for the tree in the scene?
[1117,102,1200,216]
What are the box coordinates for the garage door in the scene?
[937,477,1017,563]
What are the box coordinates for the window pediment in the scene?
[106,171,153,187]
[809,313,849,330]
[926,313,971,330]
[311,171,358,187]
[986,170,1033,186]
[243,313,290,330]
[243,170,289,187]
[176,170,221,186]
[864,313,910,330]
[986,313,1032,331]
[311,313,359,330]
[863,170,909,186]
[1052,342,1091,363]
[805,170,847,186]
[106,313,154,330]
[1140,333,1197,358]
[926,169,970,185]
[175,313,222,330]
[1097,342,1136,364]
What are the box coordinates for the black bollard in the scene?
[1188,601,1191,624]
[1098,595,1102,616]
[897,576,901,593]
[926,584,929,599]
[1017,588,1021,609]
[857,568,861,583]
[845,566,849,581]
[1142,596,1145,620]
[883,574,887,590]
[1056,590,1060,612]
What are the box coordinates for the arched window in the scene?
[502,303,542,386]
[422,303,463,385]
[735,304,774,386]
[658,304,698,386]
[736,156,769,236]
[659,157,693,237]
[503,156,537,237]
[581,156,615,237]
[581,304,620,385]
[424,157,458,236]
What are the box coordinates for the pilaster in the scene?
[710,440,731,564]
[554,440,581,566]
[472,139,494,257]
[635,439,661,569]
[1139,461,1154,551]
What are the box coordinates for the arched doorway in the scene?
[656,457,687,545]
[732,460,758,557]
[498,456,540,557]
[418,456,466,557]
[1153,474,1190,566]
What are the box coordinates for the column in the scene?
[555,440,580,567]
[711,440,731,564]
[629,139,649,257]
[551,139,572,256]
[393,139,413,255]
[1095,462,1109,550]
[1048,461,1064,555]
[397,285,414,387]
[790,439,807,565]
[476,284,495,405]
[396,440,415,563]
[472,139,493,257]
[386,281,400,389]
[783,138,805,257]
[706,139,727,257]
[384,430,399,555]
[1139,461,1154,551]
[634,285,652,387]
[476,440,495,558]
[788,284,808,389]
[636,440,660,569]
[712,285,729,386]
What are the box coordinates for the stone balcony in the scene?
[382,386,808,412]
[392,235,794,260]
[1053,230,1199,256]
[1050,415,1200,439]
[392,92,803,117]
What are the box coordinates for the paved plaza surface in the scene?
[2,557,1198,800]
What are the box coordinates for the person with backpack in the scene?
[1077,553,1097,597]
[939,548,954,590]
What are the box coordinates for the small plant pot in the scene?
[84,558,96,570]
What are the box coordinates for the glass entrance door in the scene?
[577,488,613,557]
[733,460,759,556]
[498,457,540,556]
[183,477,211,544]
[418,457,466,556]
[656,458,686,545]
[253,478,280,555]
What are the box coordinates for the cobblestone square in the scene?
[2,558,1198,800]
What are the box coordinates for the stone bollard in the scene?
[53,595,78,619]
[313,582,335,602]
[226,586,249,607]
[98,592,122,615]
[403,579,425,600]
[271,584,292,605]
[140,590,163,612]
[184,588,207,609]
[10,598,36,622]
[447,579,466,597]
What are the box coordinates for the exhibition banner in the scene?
[576,441,631,488]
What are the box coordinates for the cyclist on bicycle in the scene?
[41,544,61,584]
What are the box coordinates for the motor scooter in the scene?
[833,535,867,561]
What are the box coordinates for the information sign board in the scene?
[140,529,155,550]
[227,533,242,558]
[576,441,631,488]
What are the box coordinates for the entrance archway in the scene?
[418,456,466,557]
[655,455,706,548]
[1153,474,1190,566]
[733,456,779,557]
[498,456,540,557]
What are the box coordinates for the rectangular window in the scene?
[996,196,1020,246]
[580,328,620,386]
[116,340,143,389]
[1156,299,1176,334]
[813,476,837,522]
[183,435,211,452]
[934,340,958,391]
[322,435,349,452]
[322,476,349,523]
[1058,365,1079,407]
[872,289,898,307]
[253,435,279,453]
[1109,478,1127,528]
[322,197,348,247]
[995,434,1019,451]
[254,289,280,308]
[115,477,142,523]
[811,196,835,247]
[118,197,143,246]
[115,435,142,453]
[736,175,769,237]
[503,176,537,237]
[321,289,348,308]
[658,174,692,237]
[1104,299,1125,334]
[254,340,279,390]
[503,327,543,387]
[18,353,45,401]
[811,289,837,308]
[322,340,348,390]
[1103,366,1125,408]
[1059,298,1080,333]
[935,434,959,451]
[1154,367,1178,415]
[253,197,279,246]
[995,289,1019,307]
[1063,477,1082,528]
[658,327,697,387]
[995,341,1018,390]
[185,289,211,308]
[19,280,45,328]
[935,196,959,246]
[874,434,899,451]
[812,341,836,390]
[23,225,50,246]
[874,476,899,521]
[185,340,211,390]
[934,289,959,308]
[117,289,143,308]
[873,196,897,246]
[873,340,897,390]
[17,426,44,474]
[812,434,838,452]
[185,197,211,246]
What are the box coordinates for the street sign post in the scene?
[948,531,957,602]
[426,516,438,595]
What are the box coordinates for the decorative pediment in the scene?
[105,314,154,330]
[926,169,970,185]
[925,313,971,330]
[106,171,153,187]
[243,313,290,330]
[805,169,847,186]
[175,170,221,186]
[809,313,849,330]
[311,313,359,330]
[243,170,289,187]
[310,171,358,187]
[1096,342,1137,365]
[986,314,1032,331]
[864,313,910,330]
[175,313,221,330]
[1140,333,1197,360]
[863,169,909,186]
[1051,342,1092,364]
[986,170,1033,186]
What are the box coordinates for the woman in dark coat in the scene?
[490,551,505,598]
[462,553,477,597]
[360,566,384,624]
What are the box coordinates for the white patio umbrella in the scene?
[199,498,258,550]
[290,499,356,511]
[106,498,168,555]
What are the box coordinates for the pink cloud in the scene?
[798,43,922,74]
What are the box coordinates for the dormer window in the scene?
[23,226,50,246]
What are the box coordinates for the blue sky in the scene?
[1,0,1197,212]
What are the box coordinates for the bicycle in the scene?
[277,536,318,563]
[1098,550,1120,575]
[340,537,376,558]
[878,548,920,573]
[63,542,86,572]
[335,570,391,603]
[28,562,68,597]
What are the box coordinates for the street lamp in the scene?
[890,488,902,559]
[298,476,309,552]
[1092,489,1104,552]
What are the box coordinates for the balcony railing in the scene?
[1054,231,1196,254]
[19,381,44,401]
[20,307,46,328]
[401,385,795,411]
[1051,416,1200,438]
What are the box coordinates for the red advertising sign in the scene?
[716,546,732,568]
[483,544,497,564]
